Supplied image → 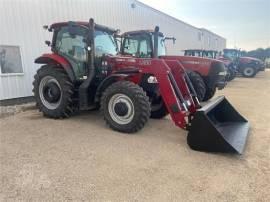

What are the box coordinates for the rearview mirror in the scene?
[43,25,49,30]
[45,40,51,46]
[163,37,176,44]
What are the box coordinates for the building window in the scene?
[0,45,23,74]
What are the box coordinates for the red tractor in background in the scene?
[120,29,227,102]
[219,49,265,78]
[33,19,249,154]
[184,49,237,82]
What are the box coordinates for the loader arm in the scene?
[114,57,198,129]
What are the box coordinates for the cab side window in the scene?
[55,27,87,62]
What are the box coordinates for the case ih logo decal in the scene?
[183,61,210,66]
[139,60,151,66]
[115,58,136,63]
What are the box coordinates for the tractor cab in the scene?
[184,49,219,59]
[205,50,219,59]
[45,21,119,81]
[184,49,203,57]
[119,28,167,58]
[223,49,241,63]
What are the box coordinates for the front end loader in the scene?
[119,28,227,102]
[33,18,250,154]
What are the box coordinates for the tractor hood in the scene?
[240,56,263,63]
[218,56,233,66]
[160,55,222,64]
[160,56,226,77]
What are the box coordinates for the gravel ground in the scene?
[0,70,270,201]
[0,103,36,118]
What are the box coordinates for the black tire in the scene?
[187,71,206,102]
[241,66,257,78]
[101,81,151,133]
[203,87,216,101]
[33,65,74,118]
[150,96,168,119]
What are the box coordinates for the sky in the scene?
[140,0,270,51]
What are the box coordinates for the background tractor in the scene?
[33,19,249,154]
[120,29,227,102]
[184,49,237,82]
[219,49,265,78]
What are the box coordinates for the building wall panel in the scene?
[0,0,226,100]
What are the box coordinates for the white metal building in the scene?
[0,0,226,102]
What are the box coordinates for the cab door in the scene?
[54,26,88,80]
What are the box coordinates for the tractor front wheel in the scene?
[101,81,151,133]
[150,96,168,119]
[33,65,74,118]
[187,71,206,102]
[202,87,216,101]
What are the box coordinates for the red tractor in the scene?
[184,49,237,81]
[219,49,265,78]
[33,19,249,154]
[120,29,227,102]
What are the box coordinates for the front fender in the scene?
[35,53,76,82]
[94,74,132,102]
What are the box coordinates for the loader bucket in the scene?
[187,96,249,154]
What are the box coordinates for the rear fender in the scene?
[35,53,76,82]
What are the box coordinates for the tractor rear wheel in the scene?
[150,96,168,119]
[187,71,206,102]
[202,87,216,101]
[33,65,74,118]
[101,81,151,133]
[241,66,257,78]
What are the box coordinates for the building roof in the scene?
[136,0,225,40]
[50,21,118,33]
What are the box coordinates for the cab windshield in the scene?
[55,27,118,59]
[122,34,166,58]
[95,30,118,56]
[122,34,152,58]
[223,50,239,60]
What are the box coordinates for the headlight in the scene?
[147,76,158,83]
[102,61,108,66]
[218,71,227,76]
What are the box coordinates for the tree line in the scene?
[240,48,270,61]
